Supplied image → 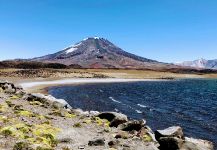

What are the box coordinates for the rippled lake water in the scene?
[48,79,217,146]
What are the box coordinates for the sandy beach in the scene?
[19,78,165,92]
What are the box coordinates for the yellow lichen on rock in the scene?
[143,134,152,142]
[18,110,35,117]
[10,95,20,100]
[83,119,92,124]
[64,112,76,118]
[30,123,61,148]
[94,117,110,127]
[29,101,43,106]
[0,124,29,139]
[0,103,9,112]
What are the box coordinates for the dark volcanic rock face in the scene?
[32,37,168,69]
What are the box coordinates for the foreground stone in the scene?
[155,126,184,141]
[120,120,146,131]
[97,112,128,127]
[25,93,72,109]
[88,138,105,146]
[155,126,214,150]
[181,137,214,150]
[0,80,25,94]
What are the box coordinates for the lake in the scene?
[48,79,217,146]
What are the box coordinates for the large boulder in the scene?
[181,137,214,150]
[155,126,184,150]
[0,80,24,94]
[158,137,184,150]
[97,112,128,127]
[155,126,184,141]
[155,126,214,150]
[120,120,146,131]
[25,93,71,109]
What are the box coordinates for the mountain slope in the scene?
[176,58,217,70]
[32,37,169,69]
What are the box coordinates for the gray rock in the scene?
[78,145,85,149]
[181,137,214,150]
[0,81,24,94]
[97,112,128,127]
[120,120,146,131]
[88,138,105,146]
[158,137,183,150]
[155,126,213,150]
[25,93,71,109]
[145,143,160,150]
[108,140,120,148]
[155,126,184,141]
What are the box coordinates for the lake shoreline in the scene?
[18,78,169,93]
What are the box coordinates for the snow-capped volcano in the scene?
[32,37,169,69]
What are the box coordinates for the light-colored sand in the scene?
[19,78,164,90]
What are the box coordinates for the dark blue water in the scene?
[48,79,217,146]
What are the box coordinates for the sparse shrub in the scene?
[62,147,70,150]
[13,105,24,111]
[6,100,15,107]
[48,110,64,117]
[13,141,32,150]
[1,128,13,137]
[36,146,53,150]
[73,122,82,128]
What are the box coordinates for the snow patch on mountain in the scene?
[65,43,82,54]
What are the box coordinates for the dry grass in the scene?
[72,69,217,79]
[1,69,217,84]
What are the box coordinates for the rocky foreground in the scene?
[0,81,214,150]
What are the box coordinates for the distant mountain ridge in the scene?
[176,58,217,69]
[31,37,170,69]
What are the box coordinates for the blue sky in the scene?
[0,0,217,63]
